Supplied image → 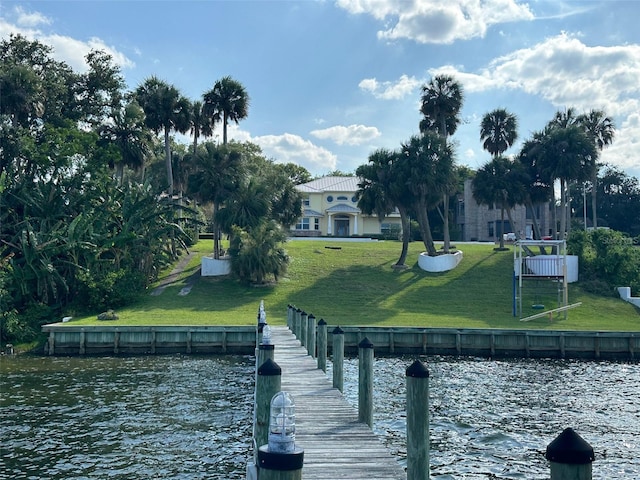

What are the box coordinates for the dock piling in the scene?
[546,427,594,480]
[406,360,430,480]
[332,326,344,392]
[317,319,327,372]
[358,337,374,427]
[306,314,316,358]
[256,358,282,456]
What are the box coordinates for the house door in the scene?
[334,216,350,237]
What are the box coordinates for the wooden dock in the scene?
[268,325,406,479]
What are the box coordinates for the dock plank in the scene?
[268,326,406,479]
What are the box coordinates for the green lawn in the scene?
[67,239,640,331]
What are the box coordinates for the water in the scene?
[339,356,640,479]
[0,355,255,480]
[2,354,639,479]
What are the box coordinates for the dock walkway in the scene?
[268,325,406,479]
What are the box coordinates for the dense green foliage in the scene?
[0,35,302,343]
[568,229,640,295]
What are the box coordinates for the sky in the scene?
[2,0,639,180]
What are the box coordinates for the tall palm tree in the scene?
[538,122,597,238]
[419,75,463,253]
[480,108,518,157]
[577,109,615,229]
[98,101,152,184]
[356,148,412,267]
[134,76,192,199]
[400,132,455,256]
[190,100,214,154]
[472,156,526,248]
[202,76,249,145]
[187,142,243,258]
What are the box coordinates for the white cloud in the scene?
[358,74,420,99]
[253,133,338,174]
[310,124,381,146]
[337,0,533,44]
[14,6,51,27]
[0,9,134,72]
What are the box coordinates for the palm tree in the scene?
[419,75,463,253]
[538,122,598,238]
[480,108,518,157]
[187,142,243,258]
[190,100,214,154]
[356,148,412,267]
[134,76,192,199]
[98,101,152,184]
[472,156,526,248]
[577,110,615,228]
[400,132,455,256]
[202,76,249,145]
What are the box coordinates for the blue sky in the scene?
[2,1,639,180]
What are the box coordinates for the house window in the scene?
[314,218,319,230]
[303,196,310,206]
[296,218,310,230]
[488,221,494,237]
[327,195,334,203]
[351,196,357,203]
[337,195,348,201]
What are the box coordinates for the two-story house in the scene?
[292,176,402,237]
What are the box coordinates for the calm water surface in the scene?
[2,354,639,479]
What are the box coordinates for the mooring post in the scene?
[306,314,316,358]
[358,337,374,428]
[255,358,282,459]
[332,326,344,392]
[294,308,302,338]
[258,334,275,371]
[317,319,327,372]
[546,427,594,480]
[257,392,304,480]
[287,304,294,330]
[299,311,308,348]
[406,360,430,480]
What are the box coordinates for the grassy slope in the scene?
[68,239,640,331]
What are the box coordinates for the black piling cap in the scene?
[300,311,307,317]
[296,307,302,313]
[358,337,374,349]
[318,318,327,326]
[308,314,315,320]
[545,428,595,464]
[406,359,430,378]
[333,326,344,335]
[258,358,282,376]
[258,445,304,471]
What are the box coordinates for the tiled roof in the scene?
[296,176,360,193]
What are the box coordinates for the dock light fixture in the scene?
[268,392,296,453]
[261,324,272,345]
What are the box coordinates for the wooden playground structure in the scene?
[513,240,581,322]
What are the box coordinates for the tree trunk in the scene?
[164,127,176,257]
[416,202,437,256]
[591,170,598,229]
[499,207,505,249]
[395,207,410,267]
[442,193,450,253]
[559,179,567,239]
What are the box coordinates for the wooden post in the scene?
[406,360,430,480]
[299,311,308,348]
[317,319,327,372]
[79,329,86,355]
[186,330,192,354]
[332,326,344,392]
[358,337,374,427]
[258,342,275,369]
[306,314,316,358]
[258,446,304,480]
[287,304,294,330]
[256,359,282,458]
[294,308,302,339]
[114,330,120,354]
[48,331,55,356]
[546,427,594,480]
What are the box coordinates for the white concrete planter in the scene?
[201,256,231,276]
[418,250,463,272]
[618,287,640,307]
[525,255,579,283]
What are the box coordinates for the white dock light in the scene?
[268,392,296,453]
[261,324,272,345]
